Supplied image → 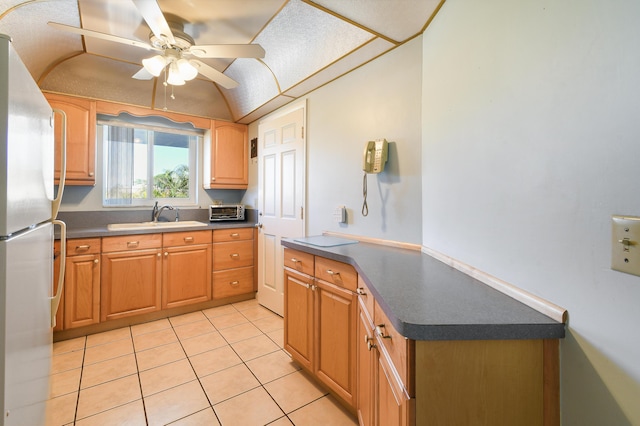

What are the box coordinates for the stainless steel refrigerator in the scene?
[0,34,66,425]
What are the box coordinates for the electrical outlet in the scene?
[611,215,640,276]
[334,206,346,224]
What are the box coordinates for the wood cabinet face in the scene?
[100,248,162,321]
[357,302,375,426]
[162,243,212,309]
[64,253,100,329]
[46,94,96,186]
[283,268,314,371]
[206,121,248,189]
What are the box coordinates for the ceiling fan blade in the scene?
[48,22,158,51]
[131,0,176,45]
[191,60,238,89]
[188,44,266,59]
[132,67,154,80]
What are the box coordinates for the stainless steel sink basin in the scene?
[107,221,209,231]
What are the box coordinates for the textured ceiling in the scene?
[0,0,443,123]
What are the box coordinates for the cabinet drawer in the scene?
[357,276,375,323]
[374,301,415,396]
[163,230,212,247]
[213,240,253,270]
[284,248,314,276]
[102,233,162,252]
[213,228,253,242]
[315,257,357,292]
[67,237,101,255]
[212,266,254,299]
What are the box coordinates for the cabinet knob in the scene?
[93,259,99,264]
[211,177,216,182]
[164,252,169,257]
[364,336,376,351]
[356,287,366,295]
[89,172,94,177]
[157,253,161,257]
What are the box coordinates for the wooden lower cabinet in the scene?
[284,249,358,409]
[101,234,163,321]
[64,252,100,329]
[162,230,212,309]
[212,228,255,299]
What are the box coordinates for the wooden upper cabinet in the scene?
[204,121,248,189]
[45,93,96,186]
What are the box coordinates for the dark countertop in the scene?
[282,237,565,341]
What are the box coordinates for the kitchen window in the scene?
[99,114,201,207]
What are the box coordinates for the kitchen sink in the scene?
[107,221,209,231]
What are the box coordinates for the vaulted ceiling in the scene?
[0,0,443,123]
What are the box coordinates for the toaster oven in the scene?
[209,204,245,221]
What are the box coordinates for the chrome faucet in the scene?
[151,201,177,222]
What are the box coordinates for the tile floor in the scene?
[46,299,357,426]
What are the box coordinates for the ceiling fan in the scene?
[48,0,265,89]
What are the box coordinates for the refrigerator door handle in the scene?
[51,219,66,328]
[51,108,67,220]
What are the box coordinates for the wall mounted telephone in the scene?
[362,139,388,216]
[362,139,388,173]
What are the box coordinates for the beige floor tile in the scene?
[213,387,284,425]
[49,367,81,398]
[219,322,263,344]
[200,364,261,404]
[81,353,137,389]
[74,399,146,426]
[83,338,134,365]
[264,370,327,413]
[245,350,301,384]
[76,374,141,420]
[288,395,357,426]
[169,310,207,327]
[180,331,227,357]
[268,417,294,426]
[45,391,77,426]
[144,380,210,426]
[132,327,178,351]
[240,305,275,321]
[202,304,238,319]
[136,341,186,371]
[232,298,260,311]
[140,358,196,397]
[85,327,131,347]
[231,334,280,361]
[53,337,85,355]
[174,319,216,340]
[207,311,249,330]
[189,345,242,378]
[51,349,84,374]
[167,407,220,426]
[253,314,284,333]
[130,318,171,336]
[267,329,285,348]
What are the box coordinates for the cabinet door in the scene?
[64,254,100,329]
[315,279,358,408]
[101,249,162,321]
[206,121,248,189]
[357,300,375,426]
[377,352,409,426]
[45,94,96,185]
[284,268,314,371]
[162,243,212,309]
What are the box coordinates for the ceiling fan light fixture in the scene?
[142,54,167,77]
[167,61,186,86]
[176,58,198,81]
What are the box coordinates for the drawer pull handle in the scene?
[230,281,240,286]
[184,237,194,242]
[230,233,240,237]
[230,253,239,258]
[376,324,391,339]
[356,287,366,295]
[326,269,340,276]
[291,258,300,263]
[127,241,139,248]
[75,245,90,251]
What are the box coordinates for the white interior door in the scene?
[257,104,306,316]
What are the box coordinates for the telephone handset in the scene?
[363,139,388,173]
[362,139,388,216]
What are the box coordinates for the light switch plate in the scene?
[334,206,346,223]
[611,215,640,276]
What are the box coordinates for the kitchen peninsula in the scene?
[282,235,565,426]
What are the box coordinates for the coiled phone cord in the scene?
[362,171,368,216]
